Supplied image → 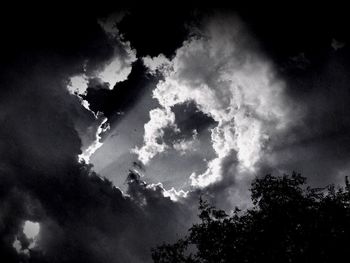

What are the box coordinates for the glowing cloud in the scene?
[143,54,171,74]
[67,74,89,95]
[147,182,188,202]
[98,53,136,88]
[23,221,40,240]
[137,15,294,188]
[132,108,177,164]
[97,11,137,88]
[13,221,40,255]
[79,116,110,163]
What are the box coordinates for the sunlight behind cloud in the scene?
[137,14,294,188]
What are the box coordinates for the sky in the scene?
[1,6,350,263]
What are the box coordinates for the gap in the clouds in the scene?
[171,101,218,140]
[87,75,160,190]
[88,98,218,193]
[139,101,219,191]
[82,58,219,193]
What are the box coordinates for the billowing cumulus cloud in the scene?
[136,14,297,189]
[133,108,177,164]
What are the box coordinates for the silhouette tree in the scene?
[152,172,350,263]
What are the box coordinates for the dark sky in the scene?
[1,6,350,262]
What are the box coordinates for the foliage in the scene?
[152,172,350,263]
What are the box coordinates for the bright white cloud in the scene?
[162,187,188,201]
[68,40,136,95]
[23,221,40,240]
[67,74,89,95]
[148,182,188,202]
[132,108,177,164]
[97,12,137,88]
[138,15,294,188]
[13,221,40,255]
[142,54,171,75]
[79,116,110,163]
[98,51,136,88]
[190,157,224,187]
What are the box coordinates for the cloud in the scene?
[173,132,198,156]
[78,116,110,163]
[93,12,137,88]
[0,12,196,263]
[132,108,177,164]
[12,220,40,255]
[142,54,171,74]
[97,11,128,37]
[3,8,350,263]
[68,74,89,95]
[95,12,137,87]
[97,53,136,88]
[0,61,194,263]
[23,221,40,241]
[260,51,350,187]
[66,12,137,164]
[331,38,345,51]
[162,186,189,201]
[137,14,296,189]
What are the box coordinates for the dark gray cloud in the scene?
[259,47,350,187]
[0,10,196,263]
[0,58,195,263]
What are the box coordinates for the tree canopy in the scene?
[152,173,350,263]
